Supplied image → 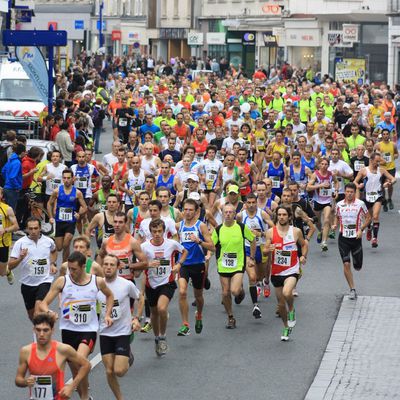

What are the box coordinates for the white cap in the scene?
[188,192,201,201]
[343,103,350,108]
[187,173,199,182]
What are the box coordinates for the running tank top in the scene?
[106,234,134,280]
[271,226,299,276]
[222,166,239,187]
[0,202,12,247]
[97,212,115,247]
[156,174,176,196]
[312,170,333,205]
[45,163,65,195]
[242,209,266,247]
[289,164,308,196]
[364,167,383,202]
[131,207,145,238]
[236,161,251,196]
[301,156,316,171]
[60,275,99,332]
[55,186,77,223]
[125,169,146,205]
[141,156,157,174]
[266,162,285,194]
[28,341,64,400]
[178,220,205,265]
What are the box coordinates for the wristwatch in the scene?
[250,256,255,261]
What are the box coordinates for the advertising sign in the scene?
[342,24,359,43]
[334,58,366,84]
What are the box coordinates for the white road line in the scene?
[66,352,102,385]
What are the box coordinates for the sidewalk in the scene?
[305,296,400,400]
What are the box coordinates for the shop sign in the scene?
[188,31,203,46]
[159,28,187,39]
[327,31,352,48]
[261,3,282,15]
[263,31,278,47]
[342,24,359,43]
[111,30,121,41]
[206,32,226,45]
[242,32,256,46]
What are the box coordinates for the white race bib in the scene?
[271,177,280,189]
[383,153,392,163]
[155,258,170,276]
[59,207,73,222]
[50,178,61,191]
[222,252,237,268]
[119,118,128,127]
[32,376,53,400]
[76,177,88,189]
[343,224,357,238]
[180,231,197,243]
[320,188,332,197]
[366,191,379,202]
[29,259,49,277]
[274,250,291,267]
[69,304,92,325]
[118,257,131,277]
[102,300,121,321]
[354,161,364,172]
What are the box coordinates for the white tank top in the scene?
[45,163,66,195]
[60,275,99,332]
[125,169,146,205]
[365,167,382,202]
[141,156,158,174]
[242,209,266,246]
[222,167,236,187]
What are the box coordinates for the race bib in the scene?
[69,304,91,325]
[337,177,344,192]
[133,185,143,192]
[320,188,332,197]
[271,177,281,189]
[59,207,73,222]
[102,300,121,321]
[76,177,88,189]
[29,259,49,277]
[180,231,197,243]
[119,118,128,127]
[118,257,131,277]
[216,151,223,161]
[156,258,170,276]
[222,252,237,268]
[195,153,204,162]
[50,178,61,191]
[343,224,357,238]
[256,138,265,149]
[366,191,379,202]
[274,250,291,267]
[383,152,392,163]
[354,161,364,172]
[32,376,53,400]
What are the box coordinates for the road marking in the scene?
[66,352,102,385]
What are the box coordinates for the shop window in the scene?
[208,45,227,61]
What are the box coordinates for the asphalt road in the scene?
[1,123,399,400]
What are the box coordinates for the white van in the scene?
[0,59,46,138]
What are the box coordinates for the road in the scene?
[1,123,399,400]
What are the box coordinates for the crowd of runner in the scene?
[1,55,398,400]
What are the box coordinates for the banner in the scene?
[15,46,49,105]
[334,58,366,84]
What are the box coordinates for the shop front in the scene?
[226,31,256,75]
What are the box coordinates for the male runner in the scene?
[40,251,114,400]
[15,313,90,400]
[176,199,215,335]
[332,183,371,299]
[265,205,308,341]
[212,204,256,329]
[127,191,150,238]
[8,217,57,321]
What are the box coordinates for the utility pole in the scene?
[99,0,104,49]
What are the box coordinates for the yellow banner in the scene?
[334,58,366,84]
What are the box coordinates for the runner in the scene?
[212,204,256,329]
[261,151,286,197]
[127,191,150,239]
[354,153,396,248]
[264,205,308,341]
[98,254,143,400]
[237,194,274,315]
[15,312,90,400]
[156,187,181,222]
[140,219,188,356]
[39,251,114,400]
[89,175,116,213]
[8,217,57,322]
[47,169,87,262]
[331,183,371,300]
[200,145,223,205]
[155,161,178,204]
[176,199,215,336]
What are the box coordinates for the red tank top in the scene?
[193,139,208,155]
[174,123,188,139]
[271,226,299,276]
[106,234,133,280]
[28,341,64,400]
[236,161,251,196]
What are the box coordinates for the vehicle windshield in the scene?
[0,79,42,102]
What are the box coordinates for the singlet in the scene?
[97,212,115,247]
[312,170,333,205]
[141,156,158,175]
[193,140,208,163]
[222,166,240,187]
[254,129,266,151]
[60,275,99,332]
[0,202,12,247]
[271,226,299,276]
[236,161,252,196]
[71,163,97,198]
[125,169,146,205]
[28,341,64,400]
[106,234,134,280]
[379,141,396,170]
[259,197,273,213]
[45,163,66,196]
[289,164,308,197]
[141,238,184,288]
[301,155,316,172]
[242,209,266,247]
[266,162,285,194]
[270,142,286,158]
[336,199,367,238]
[364,167,383,203]
[156,174,176,197]
[131,207,146,238]
[55,186,77,223]
[97,188,116,212]
[201,158,223,191]
[178,220,205,265]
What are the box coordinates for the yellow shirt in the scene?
[253,129,266,151]
[379,140,396,170]
[0,202,12,247]
[31,160,49,194]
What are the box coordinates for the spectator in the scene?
[55,121,74,167]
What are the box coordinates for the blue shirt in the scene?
[376,121,395,133]
[2,153,22,190]
[139,123,160,142]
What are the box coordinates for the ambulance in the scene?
[0,59,46,138]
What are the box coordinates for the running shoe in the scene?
[141,322,152,333]
[177,324,191,336]
[349,289,357,300]
[252,304,262,319]
[288,309,296,328]
[328,229,336,239]
[234,290,245,305]
[281,327,290,341]
[388,199,394,210]
[371,238,378,248]
[366,226,372,241]
[383,202,388,212]
[195,312,203,334]
[321,242,328,252]
[204,277,211,290]
[317,232,322,243]
[226,316,236,329]
[6,269,14,285]
[158,338,168,356]
[263,283,271,298]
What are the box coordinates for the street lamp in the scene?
[99,0,104,49]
